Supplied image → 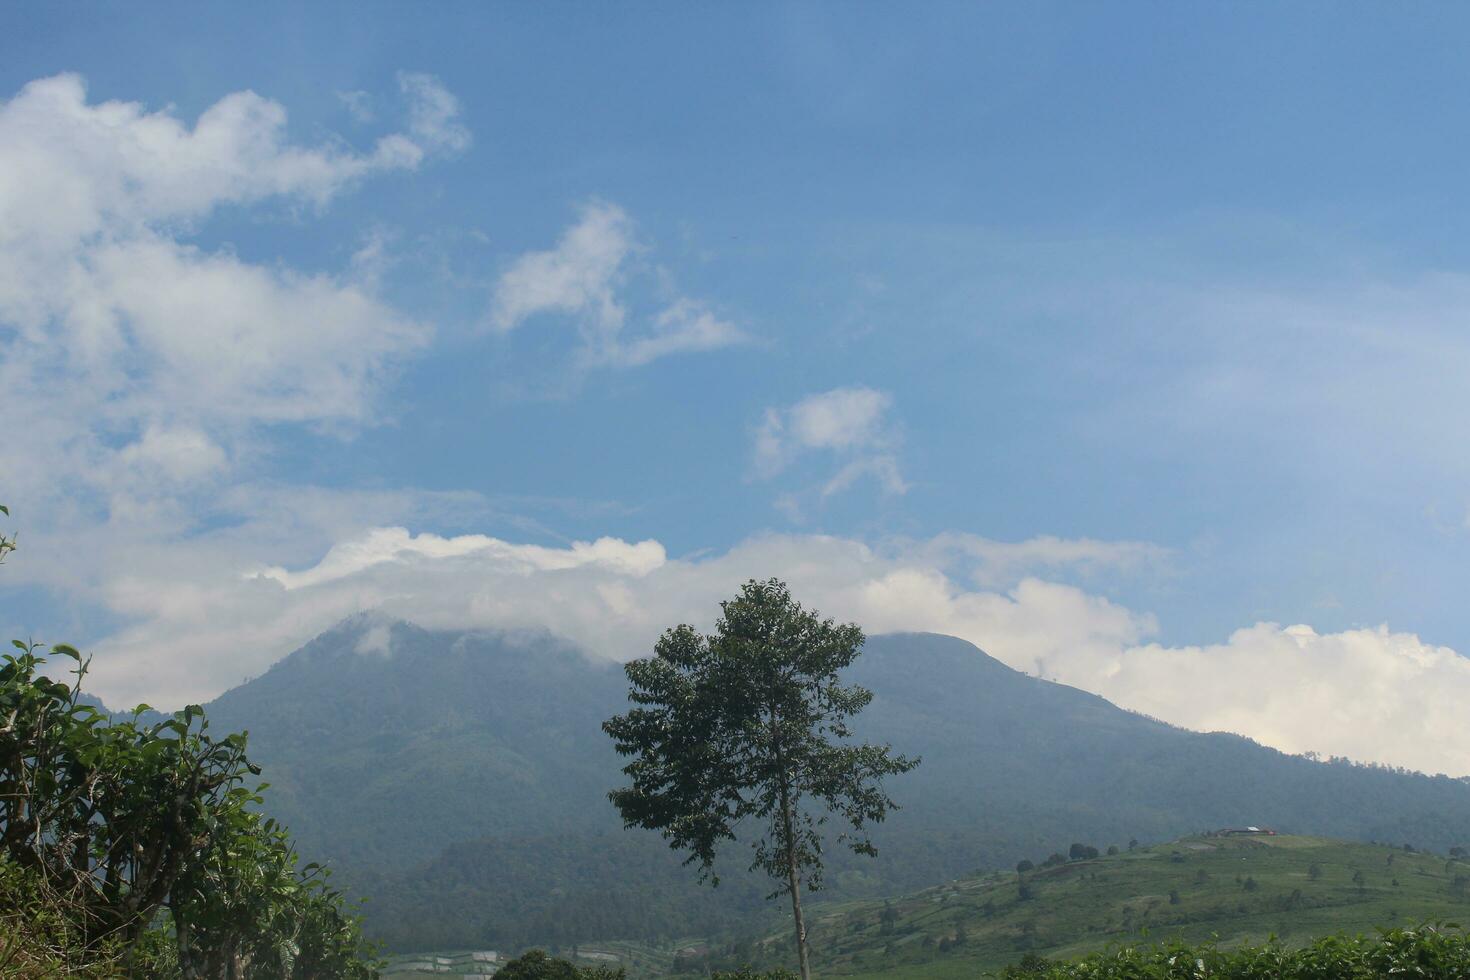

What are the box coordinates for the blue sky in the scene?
[4,3,1470,773]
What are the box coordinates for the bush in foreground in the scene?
[1000,924,1470,979]
[0,641,379,979]
[0,503,377,978]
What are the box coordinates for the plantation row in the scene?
[996,926,1470,979]
[508,927,1470,980]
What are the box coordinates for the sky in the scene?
[4,2,1470,775]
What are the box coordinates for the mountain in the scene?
[206,616,628,870]
[198,618,1470,951]
[727,833,1470,979]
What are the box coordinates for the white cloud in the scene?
[488,201,746,368]
[788,386,893,451]
[37,517,1470,777]
[822,454,907,497]
[1077,623,1470,774]
[355,623,394,657]
[35,521,1160,709]
[113,425,228,486]
[490,202,631,334]
[398,72,471,156]
[256,526,665,590]
[0,73,461,515]
[755,387,905,504]
[757,387,895,474]
[0,73,438,262]
[0,73,470,709]
[613,298,747,368]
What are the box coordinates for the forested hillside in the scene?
[196,619,1470,951]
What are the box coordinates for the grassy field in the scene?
[754,834,1470,979]
[382,834,1470,978]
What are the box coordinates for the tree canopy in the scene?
[604,578,917,979]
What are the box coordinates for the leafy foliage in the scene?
[0,640,266,951]
[495,949,625,980]
[604,579,917,978]
[997,925,1470,978]
[0,502,377,978]
[0,503,13,566]
[605,579,918,891]
[0,643,379,975]
[0,852,130,977]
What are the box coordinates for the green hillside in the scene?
[727,834,1470,979]
[195,620,1470,952]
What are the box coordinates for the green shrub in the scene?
[0,502,377,978]
[496,949,625,980]
[999,924,1470,978]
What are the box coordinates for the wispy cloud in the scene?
[920,532,1171,588]
[398,71,471,156]
[488,201,746,369]
[337,89,374,124]
[754,387,906,513]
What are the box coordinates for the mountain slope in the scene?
[197,620,1470,950]
[735,833,1470,979]
[851,632,1470,859]
[205,616,629,868]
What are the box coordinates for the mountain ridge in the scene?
[188,617,1470,950]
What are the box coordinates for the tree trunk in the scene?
[783,819,812,980]
[776,708,811,980]
[176,916,201,980]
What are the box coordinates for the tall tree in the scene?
[603,578,917,980]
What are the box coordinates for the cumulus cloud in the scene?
[0,73,461,515]
[0,73,440,255]
[1077,624,1470,775]
[256,526,665,590]
[488,201,746,368]
[57,522,1159,708]
[755,387,906,507]
[45,517,1470,777]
